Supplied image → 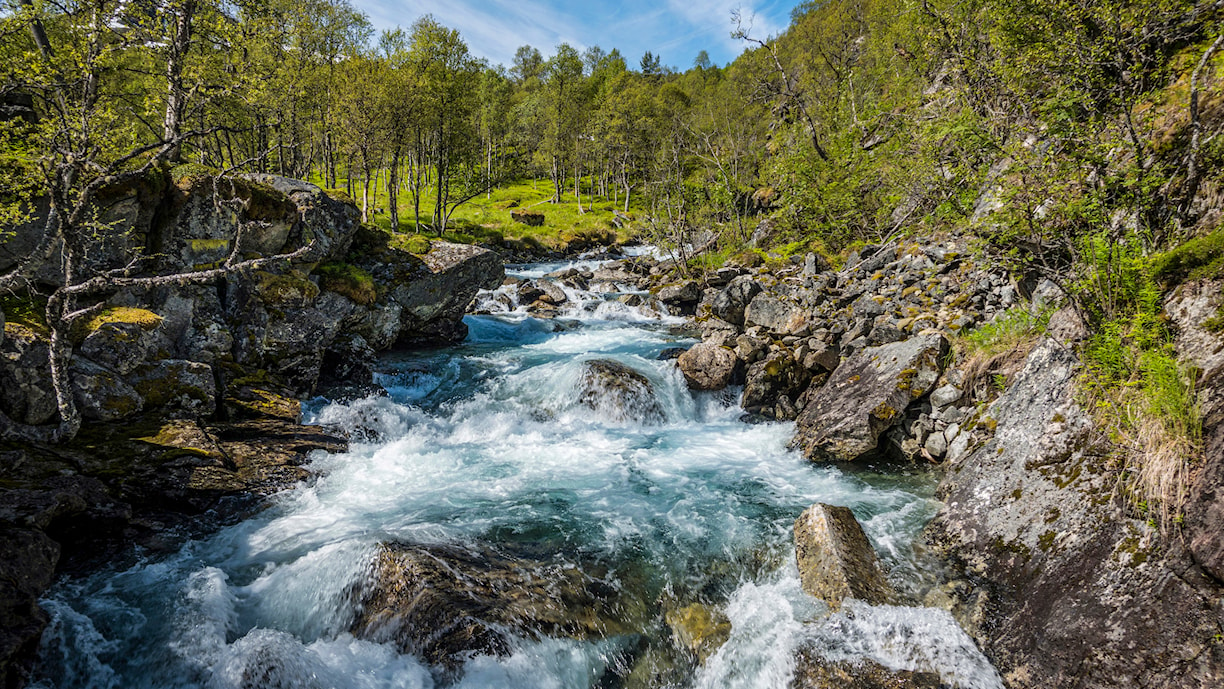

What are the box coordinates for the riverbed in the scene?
[32,256,1002,689]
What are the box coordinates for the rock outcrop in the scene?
[926,336,1224,688]
[791,334,948,461]
[794,504,895,609]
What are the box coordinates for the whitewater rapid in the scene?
[32,256,1003,689]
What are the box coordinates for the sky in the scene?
[349,0,804,70]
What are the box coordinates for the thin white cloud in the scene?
[350,0,798,68]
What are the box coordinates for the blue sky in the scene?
[350,0,803,70]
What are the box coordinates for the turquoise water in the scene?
[32,261,1002,689]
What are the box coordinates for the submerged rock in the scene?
[794,504,894,609]
[664,603,731,662]
[578,359,665,423]
[351,542,629,667]
[791,649,944,689]
[791,333,948,462]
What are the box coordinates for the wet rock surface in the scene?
[351,542,629,668]
[791,649,946,689]
[578,359,665,424]
[794,504,894,609]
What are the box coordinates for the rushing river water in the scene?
[32,255,1003,689]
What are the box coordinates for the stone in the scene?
[664,603,731,662]
[744,293,809,335]
[71,358,144,422]
[677,343,742,391]
[711,276,762,326]
[929,384,961,409]
[791,333,949,462]
[0,526,58,689]
[657,280,702,305]
[794,503,894,609]
[741,351,812,420]
[577,359,665,423]
[791,650,944,689]
[79,319,159,375]
[802,342,841,373]
[924,432,948,458]
[538,280,569,305]
[945,431,971,462]
[927,336,1224,688]
[0,326,57,425]
[129,360,217,418]
[351,542,629,668]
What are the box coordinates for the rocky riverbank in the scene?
[0,170,504,687]
[497,235,1224,687]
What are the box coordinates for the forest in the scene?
[2,0,1223,476]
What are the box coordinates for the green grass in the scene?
[961,305,1053,357]
[313,174,641,251]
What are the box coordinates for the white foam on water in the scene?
[34,253,998,689]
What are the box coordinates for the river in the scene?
[31,254,1003,689]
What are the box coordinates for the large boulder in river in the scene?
[364,240,504,346]
[791,333,948,462]
[794,504,894,610]
[578,359,665,423]
[677,343,742,390]
[351,542,629,667]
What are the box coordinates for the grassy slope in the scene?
[316,174,643,250]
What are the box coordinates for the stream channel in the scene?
[32,253,1004,689]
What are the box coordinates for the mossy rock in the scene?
[170,162,219,186]
[84,307,163,335]
[255,270,320,305]
[388,233,432,255]
[1152,227,1224,286]
[510,208,545,226]
[316,262,378,305]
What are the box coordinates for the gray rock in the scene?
[792,649,943,689]
[794,503,894,609]
[711,276,762,326]
[71,358,144,422]
[677,343,742,391]
[927,337,1224,688]
[0,327,57,425]
[129,360,216,418]
[929,384,962,409]
[946,430,971,462]
[802,341,841,373]
[656,280,702,304]
[791,334,949,462]
[577,359,664,424]
[744,293,809,335]
[924,431,948,458]
[351,542,629,668]
[741,350,812,420]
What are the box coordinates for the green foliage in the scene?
[962,305,1053,357]
[1150,226,1224,286]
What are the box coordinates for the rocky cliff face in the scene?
[927,332,1224,688]
[0,170,505,426]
